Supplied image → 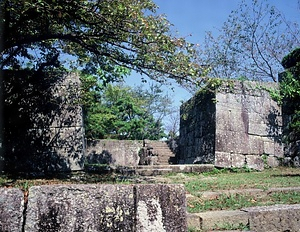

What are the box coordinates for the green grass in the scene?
[187,191,300,213]
[166,167,300,193]
[164,167,300,213]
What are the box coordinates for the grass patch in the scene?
[187,191,300,213]
[166,167,300,194]
[212,222,250,231]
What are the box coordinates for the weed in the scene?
[187,227,201,232]
[212,222,250,231]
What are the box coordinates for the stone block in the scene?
[246,155,264,171]
[135,184,186,232]
[217,107,244,129]
[189,210,248,231]
[216,130,251,154]
[86,140,142,167]
[231,154,246,168]
[0,188,24,232]
[248,136,264,155]
[244,204,300,232]
[274,142,284,158]
[25,184,135,231]
[263,139,276,155]
[191,164,214,173]
[25,184,186,232]
[215,152,231,168]
[248,121,267,136]
[267,155,280,168]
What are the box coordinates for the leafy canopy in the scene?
[82,76,168,140]
[0,0,203,86]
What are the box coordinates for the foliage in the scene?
[82,75,169,140]
[279,48,300,142]
[196,0,300,82]
[0,0,204,87]
[282,47,300,69]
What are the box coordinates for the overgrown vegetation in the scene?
[81,75,172,140]
[266,48,300,143]
[280,48,300,143]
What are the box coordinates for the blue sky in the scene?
[125,0,300,108]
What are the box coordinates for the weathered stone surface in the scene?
[0,188,24,232]
[266,155,280,167]
[244,204,300,232]
[136,184,186,232]
[178,91,216,164]
[86,139,143,166]
[188,210,248,231]
[215,152,232,168]
[25,184,186,232]
[246,155,264,171]
[3,72,85,173]
[231,154,246,168]
[25,184,135,232]
[179,80,283,169]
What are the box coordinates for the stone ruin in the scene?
[1,71,85,173]
[179,80,283,170]
[1,71,299,173]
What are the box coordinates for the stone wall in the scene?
[0,184,186,232]
[85,139,143,167]
[179,92,216,164]
[179,80,283,170]
[2,71,84,173]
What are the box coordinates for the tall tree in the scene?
[82,78,167,140]
[196,0,300,83]
[0,0,203,86]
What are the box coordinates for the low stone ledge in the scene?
[243,204,300,232]
[135,164,214,175]
[25,184,186,232]
[0,188,24,232]
[187,210,249,231]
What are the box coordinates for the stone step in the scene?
[157,156,174,161]
[136,168,173,176]
[188,204,300,232]
[135,164,214,174]
[152,148,175,153]
[145,141,176,165]
[188,210,249,231]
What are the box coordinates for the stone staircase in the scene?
[143,140,176,165]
